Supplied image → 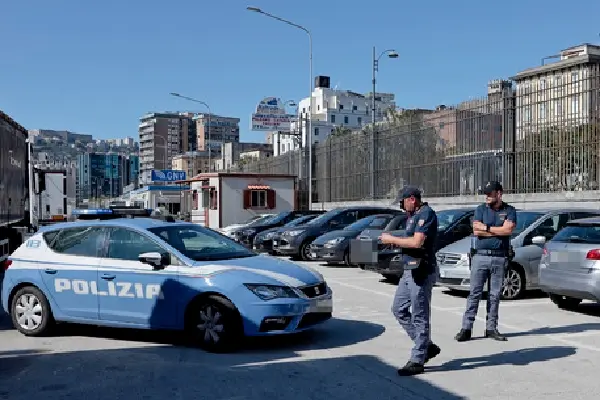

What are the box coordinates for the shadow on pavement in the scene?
[53,317,385,364]
[0,310,11,331]
[568,302,600,318]
[505,322,600,338]
[440,288,548,300]
[0,347,469,400]
[429,346,576,372]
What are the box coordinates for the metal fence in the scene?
[241,65,600,203]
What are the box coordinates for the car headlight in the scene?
[264,231,275,239]
[244,284,299,300]
[242,229,256,235]
[325,237,345,247]
[286,230,304,237]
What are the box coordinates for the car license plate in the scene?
[311,252,317,258]
[439,270,446,278]
[309,296,333,312]
[550,251,575,263]
[272,240,278,246]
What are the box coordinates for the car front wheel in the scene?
[187,295,243,353]
[10,286,54,336]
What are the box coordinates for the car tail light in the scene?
[2,259,12,270]
[542,248,548,256]
[586,249,600,260]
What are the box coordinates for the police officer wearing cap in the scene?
[380,185,440,376]
[455,181,516,342]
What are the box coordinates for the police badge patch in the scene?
[418,219,425,226]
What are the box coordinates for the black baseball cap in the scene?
[392,185,421,205]
[483,181,503,195]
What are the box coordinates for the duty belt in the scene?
[475,249,507,257]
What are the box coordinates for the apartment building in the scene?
[510,43,600,140]
[214,142,273,171]
[138,112,197,185]
[171,151,212,179]
[275,75,396,156]
[193,113,240,152]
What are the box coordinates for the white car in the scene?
[219,214,276,237]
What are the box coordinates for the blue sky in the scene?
[1,0,598,142]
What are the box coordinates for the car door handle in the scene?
[44,269,57,274]
[101,274,116,281]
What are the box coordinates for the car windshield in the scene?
[551,224,600,244]
[511,211,545,237]
[305,209,338,226]
[148,224,256,261]
[285,215,316,227]
[243,215,264,224]
[344,215,393,231]
[248,214,276,226]
[262,212,290,225]
[437,210,470,231]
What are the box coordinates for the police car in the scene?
[1,209,333,352]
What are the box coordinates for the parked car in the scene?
[220,214,276,238]
[437,208,600,300]
[253,214,321,255]
[539,216,600,310]
[310,213,402,265]
[232,210,325,248]
[274,206,400,261]
[351,208,474,283]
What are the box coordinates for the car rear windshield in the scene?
[551,224,600,244]
[147,224,256,261]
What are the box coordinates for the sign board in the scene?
[251,97,297,131]
[151,170,186,182]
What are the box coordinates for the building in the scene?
[138,112,196,185]
[193,113,240,152]
[274,75,396,156]
[180,172,297,228]
[239,148,273,162]
[76,152,139,204]
[171,151,213,178]
[119,184,189,215]
[214,142,273,171]
[510,43,600,140]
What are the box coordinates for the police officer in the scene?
[380,186,440,376]
[455,181,517,342]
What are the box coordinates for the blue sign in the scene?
[151,170,187,182]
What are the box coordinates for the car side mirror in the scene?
[139,252,168,269]
[531,235,546,245]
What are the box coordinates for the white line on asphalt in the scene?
[327,278,600,353]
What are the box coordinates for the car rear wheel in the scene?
[10,286,54,336]
[549,294,582,310]
[501,265,526,300]
[186,295,243,353]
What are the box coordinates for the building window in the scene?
[571,96,579,114]
[209,189,218,210]
[358,117,362,125]
[331,114,336,123]
[339,104,344,110]
[344,116,349,124]
[243,189,276,210]
[539,103,546,120]
[314,128,319,136]
[353,105,357,111]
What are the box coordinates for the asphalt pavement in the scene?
[2,259,600,399]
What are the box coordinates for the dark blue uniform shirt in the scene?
[473,202,517,251]
[404,203,438,272]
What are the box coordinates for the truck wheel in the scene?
[186,295,243,353]
[10,286,54,336]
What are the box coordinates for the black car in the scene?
[310,213,402,265]
[274,206,400,261]
[232,210,324,248]
[350,208,475,283]
[253,214,320,254]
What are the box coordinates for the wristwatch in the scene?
[486,225,491,232]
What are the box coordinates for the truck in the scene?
[0,110,32,264]
[33,169,68,226]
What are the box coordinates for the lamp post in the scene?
[371,46,398,200]
[247,6,313,209]
[170,93,213,171]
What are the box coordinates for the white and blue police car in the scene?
[1,209,333,352]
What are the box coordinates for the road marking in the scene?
[327,278,600,353]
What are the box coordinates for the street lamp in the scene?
[247,6,314,209]
[370,46,398,200]
[170,92,214,172]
